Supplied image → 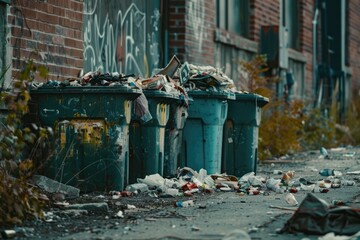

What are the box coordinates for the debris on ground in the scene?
[281,193,360,235]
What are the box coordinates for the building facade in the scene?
[1,0,359,121]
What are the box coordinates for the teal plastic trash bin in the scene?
[129,90,179,183]
[163,97,188,177]
[181,91,234,174]
[222,92,269,178]
[29,85,141,192]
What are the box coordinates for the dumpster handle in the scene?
[42,108,59,115]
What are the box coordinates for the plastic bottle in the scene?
[320,147,329,159]
[319,169,342,177]
[175,200,194,208]
[125,183,149,193]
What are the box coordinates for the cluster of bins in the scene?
[29,83,268,192]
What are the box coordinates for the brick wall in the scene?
[184,0,215,65]
[8,0,83,82]
[299,0,314,98]
[168,0,186,62]
[348,0,360,93]
[249,0,280,42]
[168,0,216,66]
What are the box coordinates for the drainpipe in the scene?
[312,3,319,107]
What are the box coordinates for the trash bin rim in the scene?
[187,90,234,100]
[231,92,269,106]
[143,89,180,100]
[30,85,143,95]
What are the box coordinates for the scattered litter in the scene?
[165,188,179,197]
[125,183,149,194]
[222,229,251,240]
[284,193,298,206]
[313,187,329,193]
[329,147,346,152]
[281,171,295,186]
[346,171,360,175]
[331,200,346,206]
[319,169,342,177]
[342,180,355,186]
[1,230,16,239]
[269,205,297,211]
[191,225,200,231]
[343,152,356,157]
[174,200,194,208]
[115,210,124,218]
[318,231,360,240]
[220,186,232,192]
[281,193,360,235]
[300,183,316,191]
[266,178,281,192]
[320,147,330,159]
[248,226,259,233]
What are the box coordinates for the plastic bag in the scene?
[134,93,152,123]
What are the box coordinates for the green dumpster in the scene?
[222,92,269,178]
[29,85,141,192]
[180,91,234,174]
[129,90,179,183]
[163,97,188,177]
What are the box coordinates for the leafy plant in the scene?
[340,93,360,145]
[237,54,277,98]
[0,56,50,225]
[259,99,307,159]
[301,107,336,150]
[238,55,338,160]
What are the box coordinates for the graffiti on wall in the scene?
[83,0,162,77]
[187,0,205,51]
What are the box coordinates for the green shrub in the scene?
[0,57,49,225]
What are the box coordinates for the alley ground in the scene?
[2,146,360,240]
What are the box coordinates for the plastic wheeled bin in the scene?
[180,90,235,174]
[222,92,269,178]
[163,96,188,177]
[129,90,179,183]
[29,85,141,192]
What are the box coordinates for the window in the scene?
[216,0,249,37]
[345,0,349,66]
[0,1,7,83]
[283,0,300,50]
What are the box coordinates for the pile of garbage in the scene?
[183,64,236,92]
[30,56,191,124]
[31,72,138,88]
[111,166,358,208]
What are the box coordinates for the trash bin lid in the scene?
[188,90,235,100]
[233,92,269,107]
[30,85,142,99]
[143,90,180,102]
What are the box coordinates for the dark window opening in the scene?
[216,0,249,38]
[0,2,7,80]
[283,0,300,50]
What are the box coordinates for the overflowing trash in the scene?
[183,64,236,92]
